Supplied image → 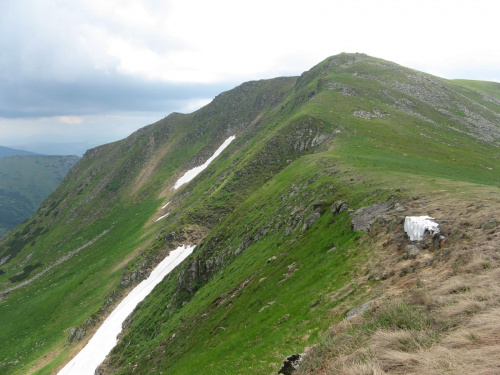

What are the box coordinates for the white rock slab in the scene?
[404,216,440,241]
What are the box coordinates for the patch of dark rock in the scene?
[278,353,305,375]
[404,244,421,259]
[351,201,394,232]
[68,327,86,342]
[301,212,320,232]
[235,235,254,255]
[331,200,348,215]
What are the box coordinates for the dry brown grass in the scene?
[297,192,500,375]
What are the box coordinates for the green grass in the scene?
[453,79,500,100]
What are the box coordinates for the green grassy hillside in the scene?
[0,155,79,237]
[453,79,500,100]
[0,54,498,375]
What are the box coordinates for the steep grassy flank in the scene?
[0,155,79,237]
[0,78,295,375]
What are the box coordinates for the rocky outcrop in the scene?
[353,109,387,119]
[351,201,394,232]
[331,200,348,215]
[67,317,95,342]
[278,353,306,375]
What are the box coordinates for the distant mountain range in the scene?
[8,142,97,157]
[0,154,79,237]
[0,146,42,158]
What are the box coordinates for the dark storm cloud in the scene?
[0,75,231,118]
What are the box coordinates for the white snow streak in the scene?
[162,201,171,209]
[57,245,195,375]
[172,135,235,190]
[404,216,440,241]
[155,213,169,222]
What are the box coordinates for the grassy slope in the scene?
[0,78,295,375]
[0,155,79,237]
[453,79,500,100]
[101,55,499,374]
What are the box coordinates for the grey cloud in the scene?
[0,75,232,118]
[0,1,233,119]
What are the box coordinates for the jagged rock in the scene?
[301,212,320,232]
[404,244,421,259]
[351,201,394,231]
[346,300,373,318]
[235,236,254,255]
[278,353,305,375]
[394,202,405,213]
[331,200,348,215]
[284,208,304,236]
[68,326,86,342]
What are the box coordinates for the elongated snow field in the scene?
[173,135,235,189]
[57,245,195,375]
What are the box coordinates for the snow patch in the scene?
[404,216,440,241]
[172,135,235,190]
[155,213,169,222]
[57,245,195,375]
[162,201,171,209]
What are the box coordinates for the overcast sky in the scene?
[1,0,499,152]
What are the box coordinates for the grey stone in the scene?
[301,212,321,232]
[351,201,394,231]
[346,300,373,318]
[405,244,421,259]
[331,200,348,215]
[278,353,305,375]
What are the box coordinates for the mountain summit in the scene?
[0,53,499,375]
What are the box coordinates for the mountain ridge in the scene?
[0,146,42,158]
[0,53,498,375]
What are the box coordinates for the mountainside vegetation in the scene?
[0,53,498,375]
[0,155,79,237]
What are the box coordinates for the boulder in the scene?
[404,244,421,259]
[301,212,320,232]
[331,200,349,215]
[351,201,394,231]
[278,353,305,375]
